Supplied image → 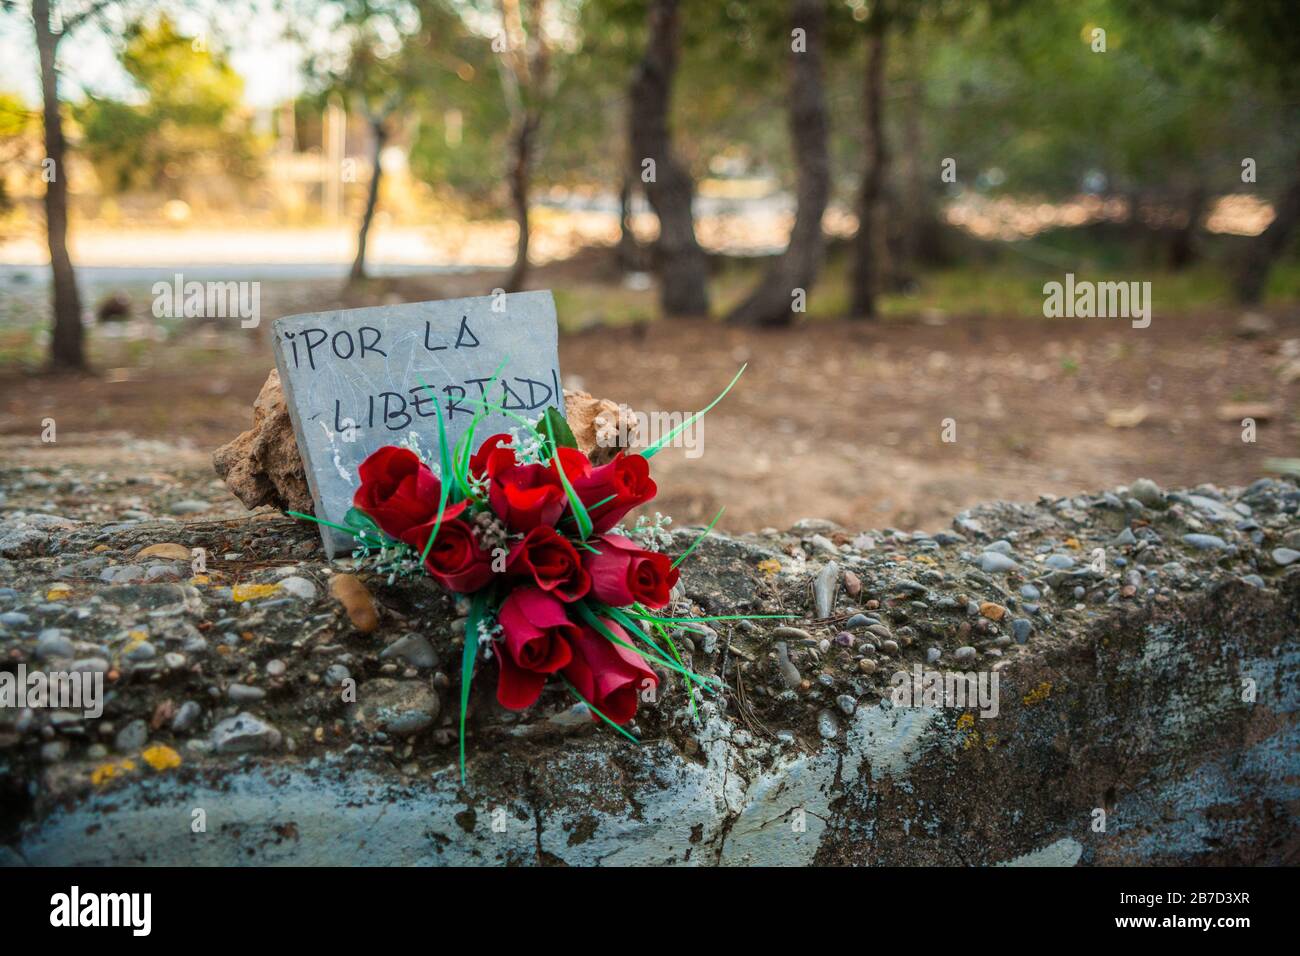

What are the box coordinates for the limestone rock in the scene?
[561,388,639,464]
[212,369,313,514]
[212,371,637,513]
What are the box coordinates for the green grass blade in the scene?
[559,675,639,743]
[459,592,487,785]
[641,363,746,460]
[671,507,724,569]
[576,602,713,687]
[546,416,593,539]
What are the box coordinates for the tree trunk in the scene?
[629,0,709,317]
[350,118,387,283]
[505,114,537,293]
[616,170,643,274]
[850,23,888,319]
[727,0,830,327]
[34,0,85,372]
[1168,186,1205,272]
[1235,165,1300,304]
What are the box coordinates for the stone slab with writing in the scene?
[272,291,564,556]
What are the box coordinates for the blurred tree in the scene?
[4,0,127,372]
[493,0,559,291]
[76,15,258,197]
[627,0,709,316]
[727,0,832,327]
[302,0,424,282]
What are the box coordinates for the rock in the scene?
[560,388,638,464]
[792,518,838,534]
[278,575,318,601]
[1044,554,1075,570]
[213,369,633,512]
[228,683,266,702]
[857,658,877,675]
[211,713,282,754]
[977,552,1018,574]
[812,561,840,618]
[124,640,156,662]
[1183,533,1229,551]
[1129,478,1165,509]
[330,573,379,632]
[115,719,148,753]
[774,642,803,689]
[836,694,857,716]
[349,679,440,737]
[380,633,436,669]
[136,543,192,562]
[1272,548,1300,567]
[0,528,49,559]
[1011,619,1033,644]
[171,701,202,733]
[979,602,1007,621]
[169,500,211,515]
[0,611,32,628]
[36,630,74,659]
[212,369,315,514]
[817,709,841,739]
[808,534,839,557]
[326,664,351,686]
[843,569,862,597]
[953,646,977,663]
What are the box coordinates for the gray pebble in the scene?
[114,719,148,753]
[227,683,266,702]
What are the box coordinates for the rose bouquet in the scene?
[291,367,755,781]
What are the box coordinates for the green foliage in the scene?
[74,15,260,196]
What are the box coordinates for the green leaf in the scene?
[641,363,746,460]
[536,406,578,454]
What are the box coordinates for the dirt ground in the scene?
[1,258,1297,534]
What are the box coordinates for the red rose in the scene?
[570,452,657,533]
[353,446,445,539]
[468,434,511,484]
[506,526,591,602]
[483,449,567,532]
[399,517,491,593]
[495,587,578,710]
[563,619,658,725]
[583,533,678,609]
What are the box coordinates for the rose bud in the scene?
[570,452,657,533]
[505,526,591,602]
[563,619,658,725]
[495,587,579,710]
[583,533,678,609]
[353,446,447,539]
[399,517,491,593]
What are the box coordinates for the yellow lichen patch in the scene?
[955,712,976,731]
[912,554,937,565]
[190,574,210,585]
[1022,681,1053,706]
[141,745,182,772]
[45,584,72,601]
[1065,537,1081,550]
[757,558,782,576]
[232,582,281,602]
[91,759,136,786]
